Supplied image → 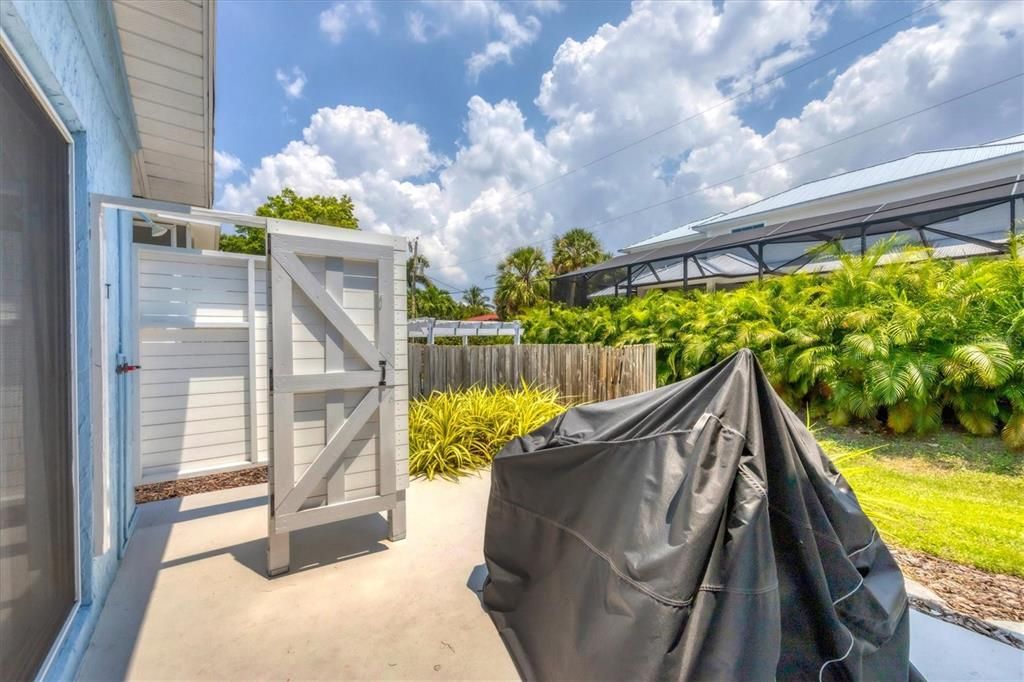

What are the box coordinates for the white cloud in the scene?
[275,67,307,99]
[466,12,541,80]
[303,105,443,178]
[319,0,381,44]
[407,1,550,78]
[527,0,564,14]
[221,0,1023,287]
[214,150,243,180]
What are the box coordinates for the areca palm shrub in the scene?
[521,238,1024,450]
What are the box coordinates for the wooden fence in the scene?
[409,343,657,403]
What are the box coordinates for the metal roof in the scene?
[555,175,1022,281]
[628,136,1024,250]
[626,212,725,250]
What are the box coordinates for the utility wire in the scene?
[436,71,1024,293]
[453,1,941,223]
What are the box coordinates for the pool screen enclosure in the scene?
[482,350,918,681]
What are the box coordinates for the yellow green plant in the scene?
[409,384,566,480]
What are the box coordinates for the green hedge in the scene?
[522,239,1024,450]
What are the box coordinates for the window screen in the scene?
[0,50,76,680]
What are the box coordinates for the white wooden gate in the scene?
[266,220,408,575]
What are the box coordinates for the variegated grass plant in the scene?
[409,384,566,480]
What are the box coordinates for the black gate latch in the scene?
[379,360,387,386]
[116,363,142,374]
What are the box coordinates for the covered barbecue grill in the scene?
[482,349,918,680]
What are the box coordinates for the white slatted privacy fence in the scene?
[135,238,409,500]
[135,246,269,483]
[127,204,408,579]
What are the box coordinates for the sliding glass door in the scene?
[0,48,76,680]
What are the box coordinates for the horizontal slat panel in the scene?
[145,438,265,468]
[143,401,266,426]
[137,116,205,147]
[140,458,259,485]
[143,340,249,355]
[140,377,266,399]
[139,132,205,162]
[123,56,202,97]
[134,98,205,132]
[140,366,249,384]
[120,0,203,31]
[120,31,204,76]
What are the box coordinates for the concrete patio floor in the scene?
[78,475,517,681]
[78,473,1023,681]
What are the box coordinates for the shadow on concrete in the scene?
[158,510,392,579]
[78,489,392,681]
[135,492,267,528]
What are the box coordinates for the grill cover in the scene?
[482,349,916,681]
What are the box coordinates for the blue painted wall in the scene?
[1,1,137,678]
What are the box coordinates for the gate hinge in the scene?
[379,360,387,387]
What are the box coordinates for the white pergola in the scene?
[408,318,522,345]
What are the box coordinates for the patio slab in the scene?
[78,472,1023,681]
[78,475,517,681]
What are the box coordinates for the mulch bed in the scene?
[892,547,1024,623]
[134,466,268,504]
[136,469,1022,629]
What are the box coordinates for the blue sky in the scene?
[217,1,636,172]
[214,1,1024,290]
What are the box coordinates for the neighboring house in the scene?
[0,1,214,678]
[564,136,1023,299]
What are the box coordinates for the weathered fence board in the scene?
[409,343,656,403]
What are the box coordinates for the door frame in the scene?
[0,28,81,681]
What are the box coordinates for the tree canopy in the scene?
[219,187,359,255]
[552,228,609,275]
[462,286,492,317]
[412,283,463,319]
[494,246,551,318]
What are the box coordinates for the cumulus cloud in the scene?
[406,1,552,78]
[275,67,307,99]
[221,0,1023,286]
[466,12,542,80]
[214,150,243,180]
[319,0,381,44]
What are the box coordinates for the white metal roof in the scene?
[627,213,725,250]
[112,0,215,208]
[629,136,1024,251]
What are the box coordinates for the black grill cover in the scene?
[482,350,916,681]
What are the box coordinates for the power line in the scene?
[438,71,1024,292]
[453,1,941,222]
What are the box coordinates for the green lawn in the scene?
[818,426,1024,578]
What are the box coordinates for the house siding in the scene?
[1,1,137,679]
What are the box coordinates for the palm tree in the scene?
[407,253,431,290]
[551,228,609,275]
[462,286,491,315]
[495,246,551,318]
